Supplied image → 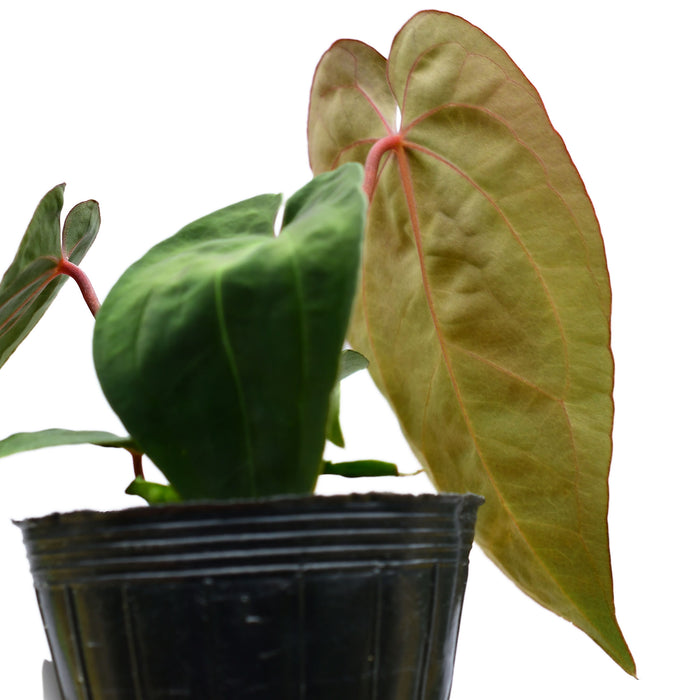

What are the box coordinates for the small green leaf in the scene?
[126,477,182,504]
[338,348,368,380]
[322,459,399,478]
[62,198,101,261]
[325,383,344,447]
[0,428,136,459]
[94,164,367,500]
[0,186,100,369]
[325,349,370,447]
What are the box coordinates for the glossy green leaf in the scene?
[308,10,633,674]
[0,185,100,369]
[94,164,366,500]
[322,459,399,478]
[125,477,182,504]
[0,428,136,458]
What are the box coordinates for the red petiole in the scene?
[55,258,101,317]
[363,132,405,200]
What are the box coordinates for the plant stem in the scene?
[130,451,144,480]
[56,259,101,317]
[363,132,404,200]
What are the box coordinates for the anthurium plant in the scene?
[0,163,389,499]
[0,8,634,678]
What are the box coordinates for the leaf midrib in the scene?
[214,271,256,495]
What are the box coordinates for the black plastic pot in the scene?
[17,492,483,700]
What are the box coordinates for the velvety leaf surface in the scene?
[308,10,633,673]
[0,429,135,458]
[0,185,100,369]
[93,164,366,499]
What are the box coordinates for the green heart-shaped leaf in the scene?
[0,185,100,369]
[93,164,366,499]
[308,10,633,674]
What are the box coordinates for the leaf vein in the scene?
[214,272,256,495]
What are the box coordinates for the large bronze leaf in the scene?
[308,10,634,674]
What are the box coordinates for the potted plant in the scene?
[2,160,484,699]
[1,9,634,699]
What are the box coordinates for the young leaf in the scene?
[308,11,634,674]
[338,348,369,380]
[325,349,370,447]
[0,428,136,459]
[322,459,399,478]
[325,383,345,447]
[0,185,100,369]
[126,477,182,504]
[93,164,367,500]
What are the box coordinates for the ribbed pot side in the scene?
[17,492,483,700]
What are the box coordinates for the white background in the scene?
[0,1,697,697]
